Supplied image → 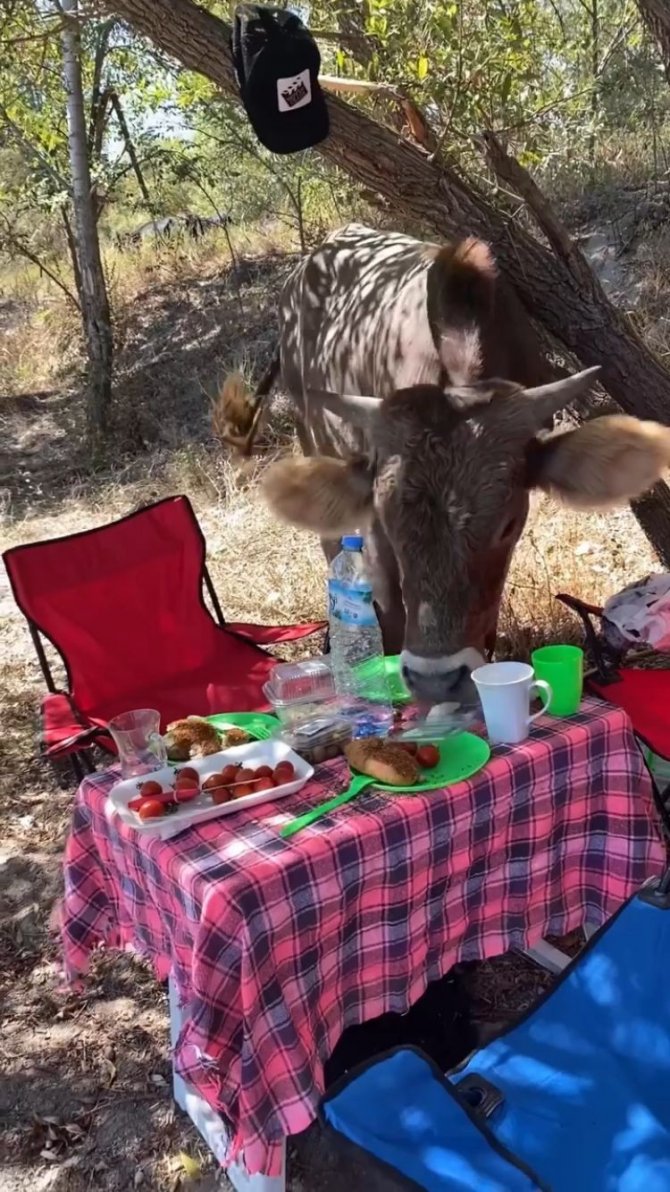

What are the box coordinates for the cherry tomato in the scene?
[254,765,273,779]
[273,762,295,785]
[232,767,256,786]
[176,766,199,783]
[416,744,440,768]
[211,786,231,805]
[220,764,240,785]
[139,780,163,797]
[254,776,276,793]
[172,772,196,791]
[138,798,167,820]
[202,773,226,792]
[233,783,254,798]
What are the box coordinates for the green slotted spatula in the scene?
[280,732,491,839]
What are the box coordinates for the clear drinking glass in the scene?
[108,709,167,778]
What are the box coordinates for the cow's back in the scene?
[278,223,549,456]
[280,225,441,400]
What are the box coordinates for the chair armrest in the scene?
[229,620,327,646]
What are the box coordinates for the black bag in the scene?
[231,4,329,154]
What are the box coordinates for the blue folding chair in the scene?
[323,875,670,1191]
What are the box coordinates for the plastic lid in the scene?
[342,535,363,550]
[264,657,335,704]
[285,717,352,746]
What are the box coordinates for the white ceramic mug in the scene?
[471,661,552,745]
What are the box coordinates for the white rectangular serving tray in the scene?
[106,739,313,839]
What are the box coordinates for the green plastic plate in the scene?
[206,711,280,741]
[353,654,412,705]
[353,732,491,793]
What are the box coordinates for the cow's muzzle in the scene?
[400,647,484,708]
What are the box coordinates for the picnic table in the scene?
[61,698,665,1188]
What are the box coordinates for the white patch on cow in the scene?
[418,602,437,633]
[439,328,482,386]
[401,646,485,676]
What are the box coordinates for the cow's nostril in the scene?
[444,664,469,692]
[401,664,413,684]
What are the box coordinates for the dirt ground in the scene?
[0,232,663,1190]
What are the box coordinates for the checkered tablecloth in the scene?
[61,699,665,1177]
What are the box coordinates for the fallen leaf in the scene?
[150,1073,167,1087]
[101,1057,117,1086]
[179,1151,202,1179]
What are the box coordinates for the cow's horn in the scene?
[306,389,382,433]
[524,366,602,424]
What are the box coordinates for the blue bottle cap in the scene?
[342,535,363,550]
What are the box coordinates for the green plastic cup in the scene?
[531,644,583,717]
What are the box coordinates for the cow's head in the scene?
[263,368,670,706]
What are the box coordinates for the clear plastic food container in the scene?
[276,717,353,765]
[264,657,337,727]
[267,657,335,702]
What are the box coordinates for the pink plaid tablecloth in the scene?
[61,699,665,1176]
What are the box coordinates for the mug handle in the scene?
[149,730,168,766]
[528,679,552,724]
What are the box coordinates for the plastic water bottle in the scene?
[328,535,393,736]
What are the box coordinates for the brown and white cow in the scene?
[221,224,670,708]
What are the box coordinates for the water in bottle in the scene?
[328,535,393,736]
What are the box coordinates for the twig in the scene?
[475,129,597,293]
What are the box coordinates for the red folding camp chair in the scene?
[557,591,670,825]
[4,495,325,780]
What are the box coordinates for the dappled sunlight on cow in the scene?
[215,224,670,707]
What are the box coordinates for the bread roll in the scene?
[345,737,419,786]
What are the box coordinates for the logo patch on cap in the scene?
[277,69,312,112]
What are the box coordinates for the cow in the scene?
[216,223,670,710]
[115,212,233,250]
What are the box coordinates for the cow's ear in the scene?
[528,415,670,508]
[263,455,374,534]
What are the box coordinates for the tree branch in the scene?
[0,215,81,310]
[476,129,597,291]
[0,101,70,192]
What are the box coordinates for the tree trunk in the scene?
[334,1,375,68]
[588,0,600,166]
[88,16,117,153]
[637,0,670,79]
[62,0,114,441]
[61,206,84,306]
[103,0,670,560]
